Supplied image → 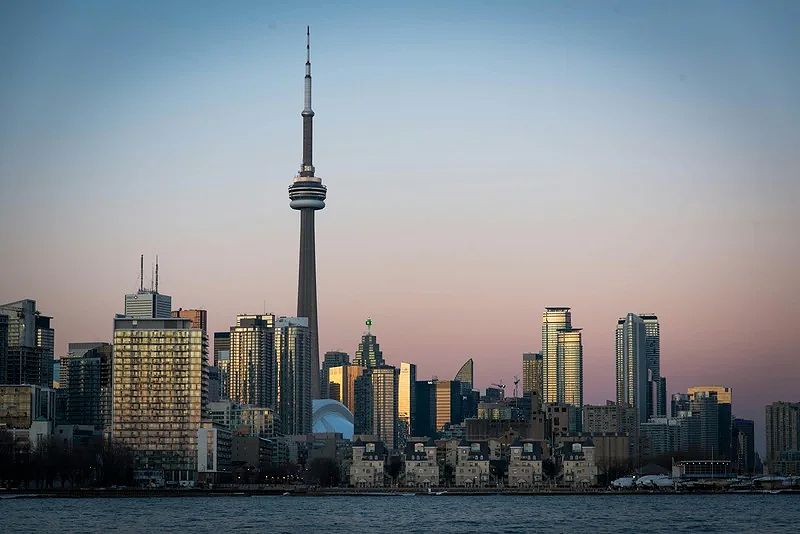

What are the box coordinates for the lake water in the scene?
[1,494,798,532]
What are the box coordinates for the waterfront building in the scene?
[455,441,491,487]
[321,350,349,399]
[541,307,583,407]
[560,440,598,487]
[522,352,543,397]
[615,313,648,423]
[289,28,327,399]
[508,440,544,487]
[765,401,800,474]
[403,439,438,487]
[0,299,54,387]
[197,421,232,483]
[688,386,732,458]
[350,439,387,487]
[353,321,384,368]
[59,342,112,429]
[274,316,312,436]
[732,418,755,474]
[111,316,207,485]
[328,364,364,414]
[398,362,416,443]
[454,358,474,393]
[228,314,275,407]
[124,256,171,319]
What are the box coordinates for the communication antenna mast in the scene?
[139,254,144,292]
[155,255,159,293]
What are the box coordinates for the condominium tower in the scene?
[615,313,648,423]
[274,316,312,435]
[228,314,275,407]
[541,307,583,407]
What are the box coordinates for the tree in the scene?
[386,456,402,487]
[306,457,340,487]
[542,458,558,482]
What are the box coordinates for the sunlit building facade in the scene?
[541,307,570,405]
[398,362,416,441]
[370,366,399,449]
[321,350,350,399]
[354,330,384,369]
[112,317,207,484]
[522,352,543,396]
[454,358,474,393]
[328,364,364,415]
[558,328,583,408]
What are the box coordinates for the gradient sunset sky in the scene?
[1,1,798,450]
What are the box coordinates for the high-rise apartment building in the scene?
[732,418,755,474]
[328,364,364,414]
[321,351,350,399]
[671,393,690,417]
[112,316,207,484]
[641,314,665,417]
[522,352,543,397]
[274,316,312,435]
[228,314,275,407]
[541,307,583,407]
[171,308,207,333]
[370,366,399,449]
[0,314,7,384]
[765,401,800,474]
[398,362,416,440]
[60,342,112,429]
[615,314,648,423]
[688,385,732,458]
[213,331,230,399]
[354,326,384,368]
[690,391,720,457]
[0,299,53,387]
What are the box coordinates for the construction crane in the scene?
[513,375,520,398]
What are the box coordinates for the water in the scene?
[1,494,797,533]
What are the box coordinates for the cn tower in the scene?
[289,27,326,399]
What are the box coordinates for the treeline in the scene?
[0,430,135,489]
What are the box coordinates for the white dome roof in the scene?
[312,399,354,439]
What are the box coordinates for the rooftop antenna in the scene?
[155,255,159,294]
[139,254,144,292]
[150,259,154,292]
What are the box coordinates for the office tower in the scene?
[732,418,755,474]
[688,386,732,458]
[541,307,583,407]
[455,358,474,393]
[171,308,207,333]
[0,299,53,387]
[615,314,648,423]
[413,380,434,437]
[689,391,720,457]
[522,352,543,396]
[60,342,112,429]
[112,316,207,484]
[321,351,350,399]
[640,314,665,417]
[124,256,171,319]
[354,321,384,368]
[229,314,275,407]
[435,380,464,431]
[213,332,230,398]
[671,393,690,417]
[765,402,800,473]
[289,28,327,399]
[274,316,312,435]
[370,366,399,449]
[354,374,373,435]
[328,364,364,414]
[0,314,7,384]
[398,362,416,439]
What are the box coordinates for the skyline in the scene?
[1,0,799,452]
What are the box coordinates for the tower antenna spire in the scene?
[155,254,159,293]
[139,254,144,292]
[299,25,315,177]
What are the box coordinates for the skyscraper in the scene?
[541,307,584,408]
[522,352,543,396]
[454,358,474,393]
[641,314,665,417]
[124,256,171,319]
[764,401,800,473]
[321,350,350,399]
[289,28,327,399]
[370,366,399,449]
[171,308,207,333]
[60,342,112,429]
[0,299,53,388]
[688,385,732,458]
[112,316,207,484]
[328,364,364,414]
[354,321,384,368]
[398,362,416,439]
[274,316,312,435]
[615,314,648,423]
[229,314,275,407]
[0,314,7,384]
[732,418,755,474]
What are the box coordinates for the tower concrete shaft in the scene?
[289,27,326,399]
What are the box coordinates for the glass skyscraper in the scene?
[541,307,583,407]
[615,313,648,423]
[274,316,312,435]
[228,314,275,407]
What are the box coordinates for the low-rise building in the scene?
[403,439,438,487]
[560,440,597,487]
[672,459,733,479]
[455,441,490,487]
[508,440,544,487]
[350,439,387,487]
[197,421,232,484]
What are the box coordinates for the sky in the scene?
[1,1,798,452]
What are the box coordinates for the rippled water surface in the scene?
[1,494,798,533]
